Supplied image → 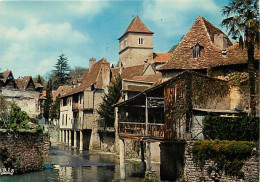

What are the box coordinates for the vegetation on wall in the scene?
[164,72,229,139]
[225,71,249,86]
[203,116,259,141]
[222,0,259,116]
[0,146,16,169]
[192,140,259,178]
[0,103,41,132]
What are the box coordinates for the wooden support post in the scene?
[80,130,83,151]
[68,130,71,146]
[140,141,146,174]
[74,130,77,148]
[60,130,62,142]
[146,141,151,171]
[145,95,148,136]
[119,138,126,180]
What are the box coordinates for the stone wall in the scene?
[184,141,259,182]
[0,131,50,174]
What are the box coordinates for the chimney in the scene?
[214,33,228,50]
[89,57,96,70]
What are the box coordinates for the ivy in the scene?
[203,116,259,141]
[192,140,259,178]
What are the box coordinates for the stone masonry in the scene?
[184,141,259,182]
[0,131,50,174]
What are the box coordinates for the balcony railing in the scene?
[119,122,164,138]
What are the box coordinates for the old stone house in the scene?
[157,16,260,112]
[58,58,110,151]
[0,70,42,118]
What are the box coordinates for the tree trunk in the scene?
[247,40,256,116]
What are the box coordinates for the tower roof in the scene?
[119,16,153,40]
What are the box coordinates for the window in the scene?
[191,43,203,58]
[62,114,64,125]
[66,114,67,125]
[63,98,67,106]
[138,38,144,45]
[79,94,82,104]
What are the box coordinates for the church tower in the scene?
[118,16,154,68]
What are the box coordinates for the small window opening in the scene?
[138,38,144,45]
[191,43,203,58]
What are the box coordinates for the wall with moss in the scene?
[184,141,259,182]
[0,130,50,174]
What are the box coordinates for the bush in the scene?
[203,116,259,141]
[192,140,259,177]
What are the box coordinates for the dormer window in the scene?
[138,38,144,45]
[191,43,203,58]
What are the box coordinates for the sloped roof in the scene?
[15,76,35,90]
[129,73,162,83]
[61,58,109,97]
[158,16,260,71]
[119,16,153,40]
[1,70,13,83]
[53,85,71,101]
[121,64,145,80]
[123,85,150,92]
[153,53,172,63]
[111,67,120,82]
[35,83,43,89]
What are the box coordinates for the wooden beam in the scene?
[145,94,148,136]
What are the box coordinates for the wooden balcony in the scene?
[119,122,164,139]
[72,103,78,111]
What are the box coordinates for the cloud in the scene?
[142,0,220,37]
[0,1,110,77]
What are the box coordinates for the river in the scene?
[0,145,160,182]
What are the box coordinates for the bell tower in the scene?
[119,16,154,68]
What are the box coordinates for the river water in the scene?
[0,145,160,182]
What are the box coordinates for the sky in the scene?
[0,0,231,79]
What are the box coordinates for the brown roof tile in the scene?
[123,85,150,92]
[61,58,109,97]
[119,16,153,40]
[15,76,35,90]
[121,64,145,80]
[153,53,172,63]
[1,70,13,83]
[158,16,260,71]
[130,73,162,83]
[53,85,71,100]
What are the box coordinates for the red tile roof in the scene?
[153,53,172,63]
[119,16,153,40]
[61,58,109,97]
[158,16,260,71]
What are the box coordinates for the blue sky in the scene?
[0,0,230,79]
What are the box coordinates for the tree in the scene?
[222,0,259,116]
[69,66,86,82]
[50,98,60,122]
[168,44,178,53]
[43,79,53,124]
[97,76,122,131]
[33,75,47,89]
[52,54,71,90]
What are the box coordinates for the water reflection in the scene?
[0,145,156,182]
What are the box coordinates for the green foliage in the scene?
[2,103,41,131]
[203,116,259,141]
[50,98,60,121]
[192,140,259,178]
[0,146,16,169]
[43,79,53,123]
[52,54,71,89]
[225,72,249,86]
[168,44,178,53]
[222,0,259,116]
[97,76,122,129]
[8,103,29,125]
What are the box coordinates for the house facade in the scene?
[0,70,42,118]
[58,58,110,151]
